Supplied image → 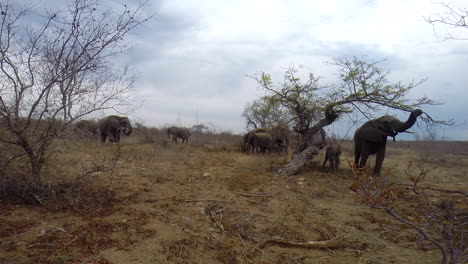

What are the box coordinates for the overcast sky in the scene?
[25,0,468,139]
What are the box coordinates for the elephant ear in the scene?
[376,120,397,135]
[358,119,396,143]
[374,116,399,135]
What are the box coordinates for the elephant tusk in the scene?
[401,130,414,133]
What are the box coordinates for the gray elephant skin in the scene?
[269,126,290,153]
[98,115,132,143]
[323,144,342,173]
[74,119,99,137]
[251,132,275,153]
[354,109,423,176]
[167,126,191,144]
[242,128,267,153]
[243,126,289,154]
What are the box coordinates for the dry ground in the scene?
[0,136,467,264]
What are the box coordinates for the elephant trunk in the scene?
[123,125,132,136]
[395,111,419,132]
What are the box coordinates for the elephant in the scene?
[74,119,99,137]
[294,128,327,155]
[269,125,290,153]
[251,132,275,153]
[312,128,327,149]
[354,109,423,176]
[98,115,132,143]
[322,144,342,173]
[242,128,267,153]
[167,126,191,144]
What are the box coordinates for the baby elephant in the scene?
[323,145,342,173]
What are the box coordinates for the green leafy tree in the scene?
[250,57,442,175]
[241,97,290,130]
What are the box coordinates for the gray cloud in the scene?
[22,0,464,138]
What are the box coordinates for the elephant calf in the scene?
[323,144,342,173]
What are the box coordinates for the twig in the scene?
[237,229,246,246]
[175,198,230,203]
[262,236,346,249]
[66,231,87,246]
[210,232,224,245]
[396,182,467,195]
[234,191,276,197]
[33,194,44,206]
[210,210,225,233]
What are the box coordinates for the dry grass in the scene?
[0,134,466,263]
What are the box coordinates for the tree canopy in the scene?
[246,57,443,175]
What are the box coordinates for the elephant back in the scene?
[312,128,326,149]
[253,132,273,144]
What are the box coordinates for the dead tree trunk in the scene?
[278,108,338,175]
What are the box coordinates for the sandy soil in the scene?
[0,141,466,264]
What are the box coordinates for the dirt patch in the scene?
[0,141,465,263]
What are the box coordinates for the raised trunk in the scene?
[123,126,132,136]
[396,112,417,132]
[278,108,338,175]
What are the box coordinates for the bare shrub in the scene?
[133,122,161,144]
[351,162,467,264]
[0,0,149,203]
[0,140,122,211]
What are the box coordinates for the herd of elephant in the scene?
[241,109,424,176]
[74,115,191,144]
[242,126,341,172]
[76,109,424,176]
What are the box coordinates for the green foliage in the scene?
[246,57,438,136]
[241,98,289,130]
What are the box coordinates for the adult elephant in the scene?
[74,119,99,137]
[98,115,132,143]
[167,126,191,144]
[242,128,267,153]
[354,109,423,176]
[251,132,275,153]
[269,125,290,153]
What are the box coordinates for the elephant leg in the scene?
[114,130,121,143]
[359,151,370,169]
[322,154,328,168]
[354,148,361,168]
[100,131,107,142]
[335,156,340,171]
[373,144,386,176]
[172,135,177,144]
[247,143,252,153]
[110,128,119,143]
